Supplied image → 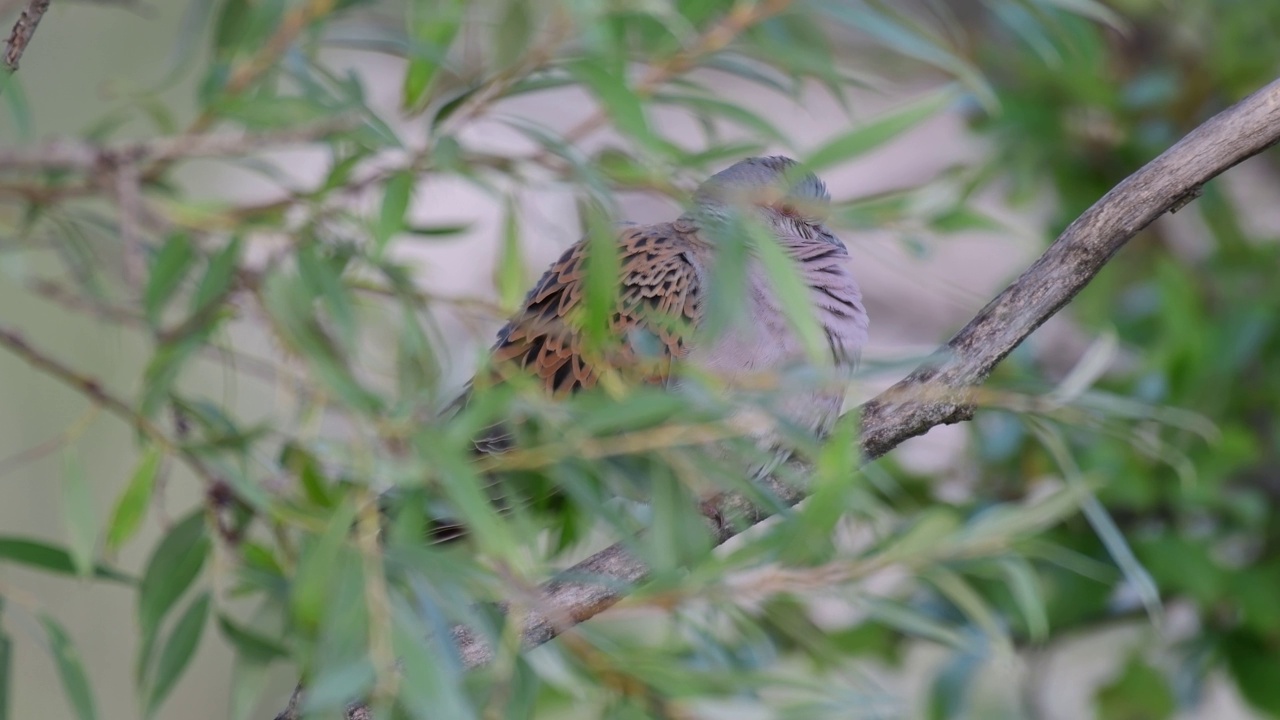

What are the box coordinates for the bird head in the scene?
[691,155,832,226]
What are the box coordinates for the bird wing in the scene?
[486,220,705,395]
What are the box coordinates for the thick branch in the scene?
[278,76,1280,720]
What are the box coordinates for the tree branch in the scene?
[2,0,50,74]
[277,76,1280,720]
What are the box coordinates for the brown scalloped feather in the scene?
[486,220,707,395]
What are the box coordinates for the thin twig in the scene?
[0,324,222,487]
[276,74,1280,720]
[546,0,793,155]
[2,0,50,73]
[0,120,356,171]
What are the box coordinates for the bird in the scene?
[422,156,868,542]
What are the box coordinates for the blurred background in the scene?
[1,0,1280,718]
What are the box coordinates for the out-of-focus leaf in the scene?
[1095,652,1175,720]
[0,74,32,140]
[494,195,526,312]
[389,595,477,720]
[106,446,164,553]
[145,234,196,327]
[291,502,358,632]
[189,236,242,316]
[60,451,97,578]
[1224,630,1280,716]
[217,614,288,663]
[816,5,995,109]
[928,646,983,720]
[280,443,333,508]
[568,61,659,150]
[804,89,954,173]
[297,243,357,350]
[402,0,465,110]
[40,615,97,720]
[492,0,532,70]
[998,557,1049,641]
[375,171,415,254]
[580,202,621,349]
[145,592,211,718]
[0,538,131,583]
[750,221,828,364]
[655,93,790,144]
[137,511,209,687]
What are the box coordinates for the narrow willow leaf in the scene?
[492,0,531,70]
[145,592,211,718]
[1034,0,1127,30]
[494,195,526,313]
[928,646,983,720]
[189,236,242,315]
[229,655,271,720]
[375,171,415,254]
[106,446,163,553]
[137,511,209,687]
[297,244,357,350]
[144,234,196,327]
[60,451,97,578]
[0,538,131,583]
[291,502,358,632]
[580,203,621,350]
[998,557,1049,642]
[749,222,828,365]
[390,596,477,720]
[217,614,288,663]
[804,89,955,173]
[655,93,790,144]
[568,61,658,150]
[817,5,995,109]
[1029,420,1163,624]
[0,74,32,140]
[402,0,465,110]
[40,615,97,720]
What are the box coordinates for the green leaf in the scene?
[804,89,955,173]
[389,595,477,720]
[579,204,621,349]
[1095,652,1175,720]
[1224,630,1280,716]
[402,0,465,110]
[291,502,358,632]
[297,244,357,350]
[0,73,33,140]
[144,234,196,327]
[60,451,97,578]
[750,220,828,364]
[494,195,526,313]
[0,537,131,583]
[136,511,209,687]
[492,0,531,70]
[568,61,658,150]
[375,171,415,254]
[655,93,789,144]
[280,443,333,508]
[145,593,211,718]
[217,614,288,663]
[40,615,97,720]
[190,236,242,315]
[106,446,163,553]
